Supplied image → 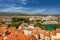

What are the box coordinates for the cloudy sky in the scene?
[0,0,60,14]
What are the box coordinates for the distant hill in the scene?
[0,12,60,16]
[0,12,28,16]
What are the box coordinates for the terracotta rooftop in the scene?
[51,31,56,36]
[18,34,28,40]
[1,24,8,27]
[54,38,60,40]
[29,34,37,40]
[0,27,7,33]
[6,32,16,40]
[39,30,45,34]
[0,36,4,40]
[45,31,50,37]
[8,26,16,32]
[33,30,39,35]
[56,28,60,33]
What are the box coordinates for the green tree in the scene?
[1,21,6,24]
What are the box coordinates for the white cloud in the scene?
[0,0,28,5]
[21,0,27,5]
[7,0,28,5]
[29,8,60,14]
[31,8,46,13]
[0,6,30,13]
[0,5,60,14]
[45,9,60,14]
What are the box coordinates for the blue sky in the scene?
[0,0,60,14]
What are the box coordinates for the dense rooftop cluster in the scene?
[0,23,60,40]
[0,16,60,40]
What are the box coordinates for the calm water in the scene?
[46,24,56,30]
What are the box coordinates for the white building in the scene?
[28,24,34,29]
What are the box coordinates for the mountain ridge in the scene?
[0,12,60,16]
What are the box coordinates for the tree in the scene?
[1,21,6,24]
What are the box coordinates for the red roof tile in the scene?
[1,24,8,27]
[0,36,4,40]
[45,32,50,37]
[0,27,7,33]
[18,34,28,40]
[39,30,45,34]
[6,32,16,40]
[56,28,60,33]
[29,34,37,40]
[54,38,60,40]
[8,27,15,32]
[33,30,39,35]
[51,31,56,36]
